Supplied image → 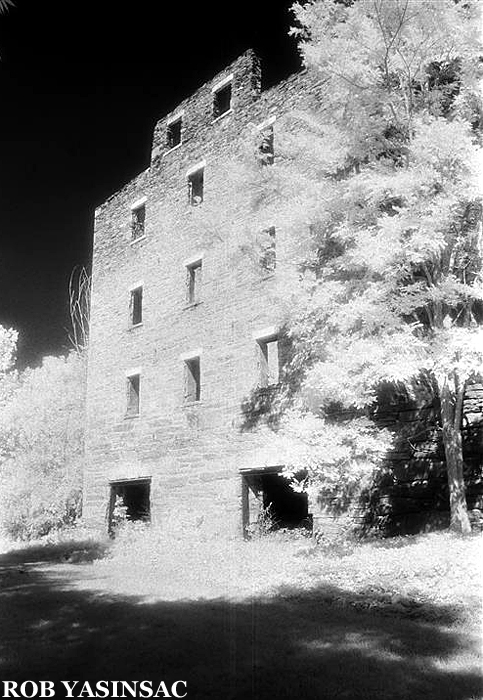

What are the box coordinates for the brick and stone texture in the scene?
[308,383,483,537]
[365,384,483,534]
[83,51,327,536]
[84,49,482,537]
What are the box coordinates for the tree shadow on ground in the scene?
[0,539,107,565]
[0,548,481,700]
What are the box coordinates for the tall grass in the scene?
[92,522,482,618]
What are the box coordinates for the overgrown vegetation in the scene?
[0,328,86,540]
[0,263,89,540]
[91,521,481,622]
[225,0,483,533]
[1,1,481,544]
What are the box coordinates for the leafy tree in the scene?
[265,0,482,534]
[0,324,18,408]
[0,324,16,373]
[0,265,88,540]
[0,351,86,539]
[213,0,481,535]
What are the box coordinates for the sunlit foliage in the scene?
[230,0,482,533]
[0,351,86,539]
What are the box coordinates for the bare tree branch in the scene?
[0,0,14,15]
[68,266,91,354]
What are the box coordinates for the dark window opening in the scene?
[260,227,276,272]
[126,374,140,416]
[167,118,182,149]
[184,357,201,402]
[259,127,274,165]
[213,83,232,118]
[130,287,143,326]
[188,169,204,205]
[187,260,202,304]
[258,337,280,386]
[131,204,145,240]
[109,479,151,534]
[242,470,310,537]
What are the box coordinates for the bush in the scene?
[0,352,86,540]
[246,503,279,539]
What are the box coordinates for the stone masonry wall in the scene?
[310,384,483,538]
[363,384,483,535]
[84,49,482,538]
[83,51,327,536]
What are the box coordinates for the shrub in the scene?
[0,352,86,540]
[246,503,279,539]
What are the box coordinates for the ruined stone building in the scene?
[84,50,482,537]
[83,51,324,536]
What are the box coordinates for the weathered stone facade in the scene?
[367,384,483,534]
[83,51,325,536]
[84,50,482,537]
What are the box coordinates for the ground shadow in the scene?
[0,548,481,700]
[0,539,107,565]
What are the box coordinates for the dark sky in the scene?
[0,0,300,368]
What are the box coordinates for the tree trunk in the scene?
[439,377,471,534]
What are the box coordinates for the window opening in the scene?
[130,287,143,326]
[131,204,145,240]
[260,227,276,272]
[126,373,140,416]
[167,118,182,149]
[187,260,202,304]
[188,168,204,205]
[184,357,201,402]
[259,126,274,166]
[213,83,232,118]
[258,337,280,387]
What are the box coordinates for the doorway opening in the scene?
[108,478,151,534]
[241,468,311,537]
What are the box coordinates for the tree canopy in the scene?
[0,350,86,539]
[0,324,18,409]
[233,0,482,533]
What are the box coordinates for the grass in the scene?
[0,527,481,699]
[2,525,480,616]
[86,524,482,619]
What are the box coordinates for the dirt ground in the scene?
[0,545,481,700]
